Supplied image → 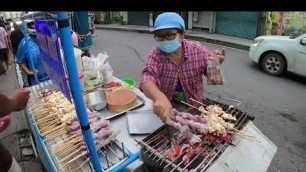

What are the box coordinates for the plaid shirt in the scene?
[140,39,212,103]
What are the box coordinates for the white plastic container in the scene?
[73,47,83,71]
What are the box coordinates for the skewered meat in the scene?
[206,105,223,115]
[91,120,111,131]
[221,113,237,121]
[69,121,80,132]
[93,129,113,141]
[166,118,182,129]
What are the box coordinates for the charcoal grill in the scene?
[137,97,255,172]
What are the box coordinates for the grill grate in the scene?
[138,98,255,172]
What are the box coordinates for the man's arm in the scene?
[0,93,15,117]
[141,81,172,122]
[0,88,30,117]
[141,81,167,102]
[21,63,34,76]
[140,51,172,122]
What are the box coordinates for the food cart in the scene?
[19,11,278,172]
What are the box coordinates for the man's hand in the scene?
[214,49,225,64]
[8,88,30,111]
[29,70,38,76]
[153,97,172,122]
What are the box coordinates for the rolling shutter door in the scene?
[216,12,259,39]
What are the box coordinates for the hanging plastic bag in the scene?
[206,51,225,85]
[82,51,114,88]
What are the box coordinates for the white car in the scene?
[249,33,306,76]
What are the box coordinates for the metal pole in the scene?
[56,11,103,172]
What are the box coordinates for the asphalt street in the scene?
[90,29,306,172]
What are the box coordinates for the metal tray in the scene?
[94,95,145,120]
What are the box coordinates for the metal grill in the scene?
[137,98,255,172]
[48,139,130,172]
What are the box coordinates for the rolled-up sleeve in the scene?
[140,50,160,88]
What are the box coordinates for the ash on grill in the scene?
[137,98,254,172]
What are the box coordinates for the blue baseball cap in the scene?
[152,12,185,32]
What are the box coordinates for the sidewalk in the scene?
[95,24,253,51]
[0,66,44,172]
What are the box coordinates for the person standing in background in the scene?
[0,21,9,75]
[10,23,24,58]
[16,21,49,86]
[5,24,13,66]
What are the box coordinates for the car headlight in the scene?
[253,38,264,46]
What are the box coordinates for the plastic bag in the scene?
[206,55,224,85]
[82,51,114,87]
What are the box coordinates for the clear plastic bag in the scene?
[82,51,114,87]
[206,55,224,85]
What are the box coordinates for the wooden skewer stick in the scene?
[56,142,82,157]
[55,138,83,153]
[228,131,258,142]
[55,140,81,154]
[56,143,80,156]
[53,134,81,148]
[189,98,207,107]
[41,124,66,136]
[33,110,51,117]
[232,129,257,139]
[180,101,198,109]
[36,115,55,124]
[54,137,82,149]
[60,148,83,164]
[44,129,68,141]
[60,151,86,169]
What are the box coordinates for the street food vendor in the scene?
[140,12,225,122]
[16,21,49,86]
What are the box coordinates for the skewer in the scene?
[180,101,198,109]
[54,141,78,154]
[56,140,82,154]
[41,124,66,136]
[227,131,258,142]
[36,115,56,124]
[189,98,207,107]
[60,148,83,163]
[60,151,86,169]
[44,128,68,141]
[56,142,82,157]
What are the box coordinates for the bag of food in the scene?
[82,51,114,88]
[206,54,224,85]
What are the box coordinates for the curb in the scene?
[95,26,250,51]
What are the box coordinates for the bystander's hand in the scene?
[153,97,172,122]
[8,88,30,111]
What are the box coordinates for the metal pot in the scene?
[87,89,107,111]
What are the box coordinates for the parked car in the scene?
[249,33,306,76]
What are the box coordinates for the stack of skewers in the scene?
[29,89,121,170]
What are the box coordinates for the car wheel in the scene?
[261,53,285,76]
